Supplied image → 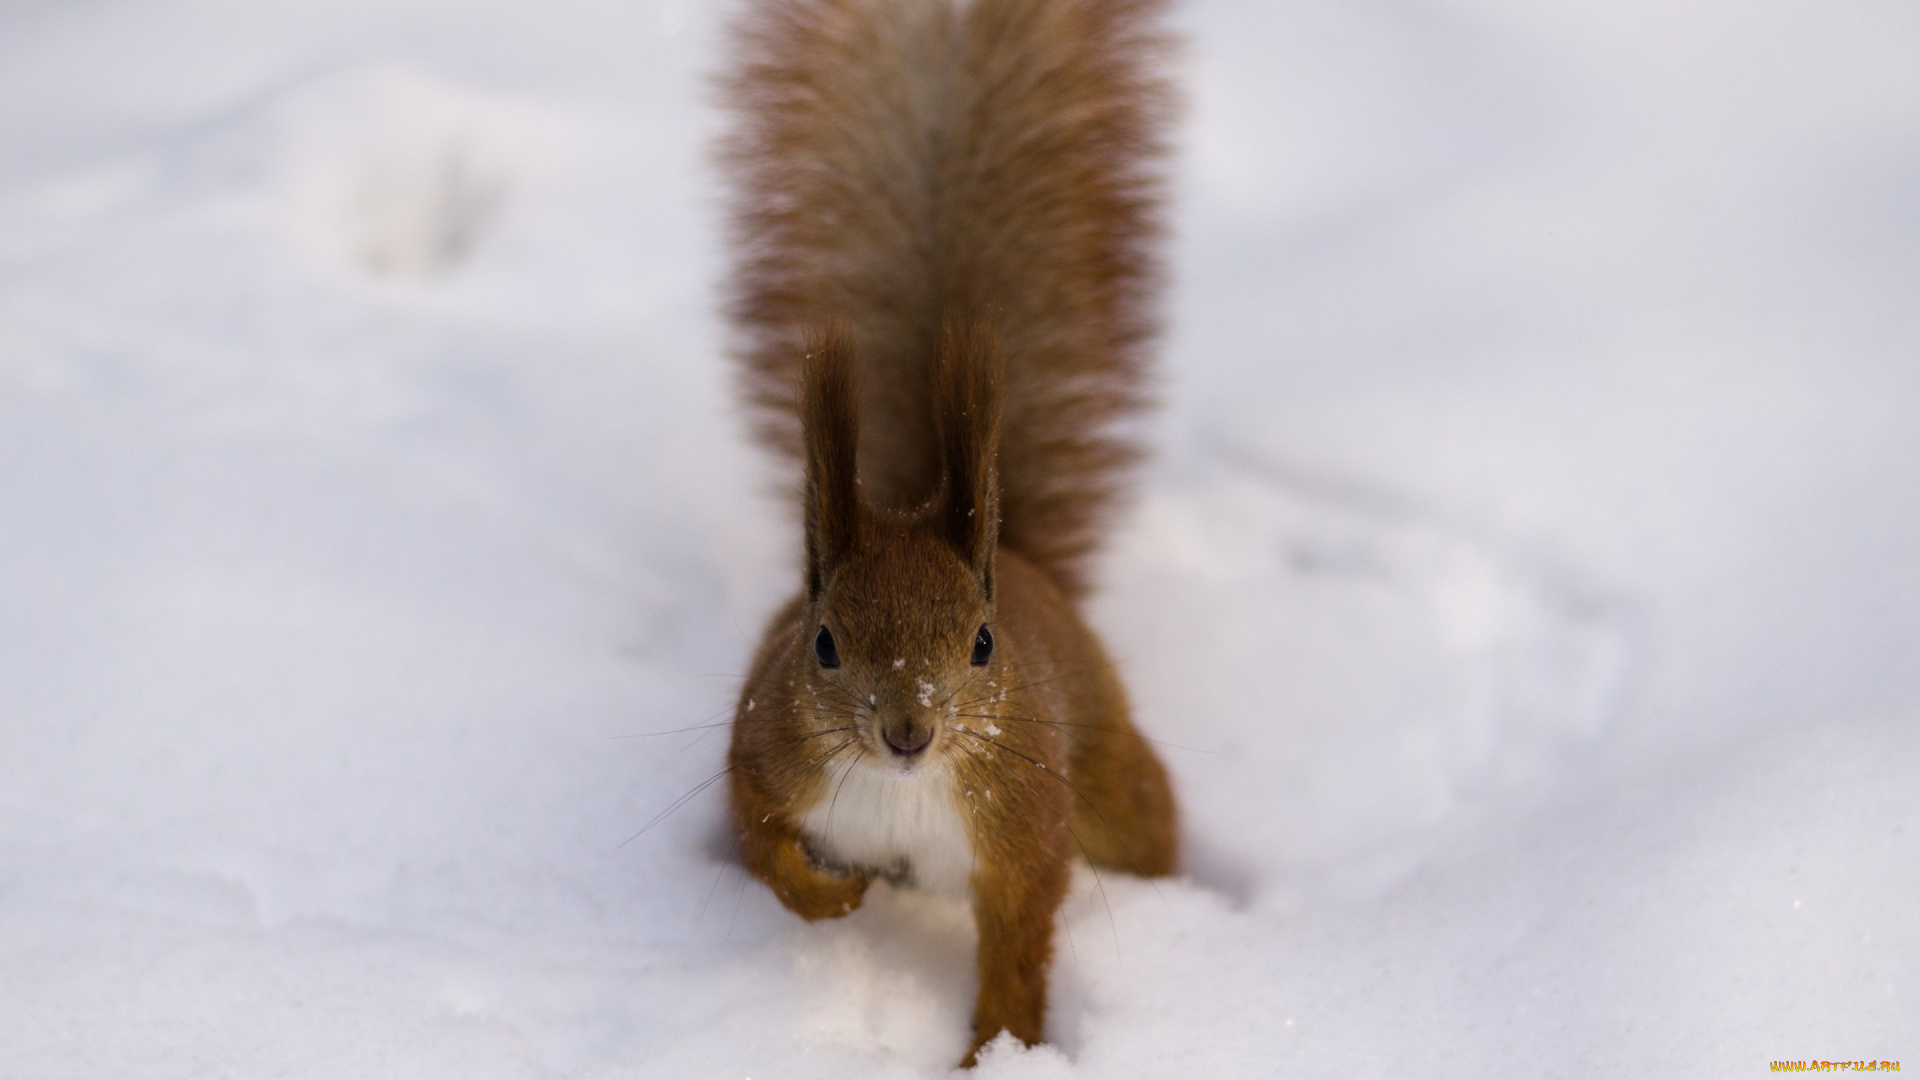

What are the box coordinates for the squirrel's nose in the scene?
[883,718,933,756]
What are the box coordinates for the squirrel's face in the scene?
[802,527,996,772]
[790,322,1003,774]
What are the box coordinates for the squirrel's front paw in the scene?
[774,863,870,921]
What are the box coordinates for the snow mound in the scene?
[274,67,511,279]
[1098,459,1627,890]
[160,63,584,280]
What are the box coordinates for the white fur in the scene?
[800,759,975,896]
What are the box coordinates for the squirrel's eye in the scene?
[814,625,841,669]
[971,624,994,667]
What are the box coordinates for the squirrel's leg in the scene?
[1065,663,1179,877]
[962,844,1070,1066]
[1067,717,1178,877]
[731,772,869,922]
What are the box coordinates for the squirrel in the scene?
[717,0,1178,1065]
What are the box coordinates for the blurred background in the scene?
[1,0,1914,1076]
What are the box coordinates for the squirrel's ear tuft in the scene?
[934,319,1003,600]
[802,324,863,601]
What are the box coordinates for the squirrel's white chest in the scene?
[799,763,975,896]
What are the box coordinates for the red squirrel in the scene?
[717,0,1178,1065]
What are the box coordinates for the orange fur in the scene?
[719,0,1177,1066]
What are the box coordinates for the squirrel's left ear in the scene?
[934,320,1002,601]
[801,324,864,602]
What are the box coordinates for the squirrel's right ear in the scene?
[934,320,1003,601]
[801,325,863,601]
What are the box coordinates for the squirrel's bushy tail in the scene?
[721,0,1172,599]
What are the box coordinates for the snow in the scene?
[2,0,1914,1076]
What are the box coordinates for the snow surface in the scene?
[2,0,1915,1076]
